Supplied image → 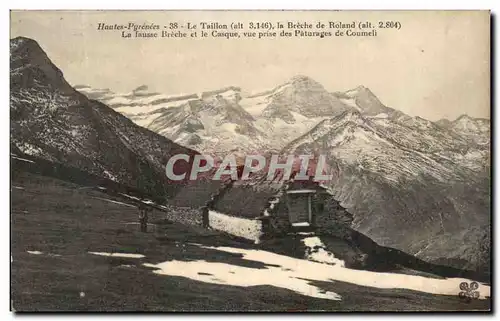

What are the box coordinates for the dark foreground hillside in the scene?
[11,170,490,312]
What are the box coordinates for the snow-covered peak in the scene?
[257,76,353,119]
[333,86,391,116]
[200,86,241,99]
[435,118,453,128]
[132,84,149,93]
[342,85,369,97]
[448,114,490,145]
[10,36,43,54]
[290,74,312,81]
[286,75,327,93]
[289,74,321,85]
[455,114,474,121]
[452,114,489,131]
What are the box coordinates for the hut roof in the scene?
[167,158,337,217]
[211,178,283,219]
[210,168,331,219]
[168,173,225,208]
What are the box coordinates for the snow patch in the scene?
[219,89,239,100]
[103,170,118,182]
[115,105,163,115]
[48,253,62,257]
[133,113,164,127]
[18,143,44,156]
[27,250,43,255]
[27,250,62,257]
[119,193,140,201]
[339,98,360,110]
[143,254,340,300]
[119,264,135,268]
[220,123,239,135]
[370,113,389,119]
[292,222,310,227]
[91,196,135,208]
[239,95,270,116]
[143,244,490,301]
[11,156,35,164]
[88,252,145,259]
[302,236,345,267]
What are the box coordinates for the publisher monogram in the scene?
[458,282,480,302]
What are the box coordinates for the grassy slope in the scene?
[11,171,490,312]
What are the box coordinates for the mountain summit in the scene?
[10,37,198,198]
[332,85,392,116]
[11,37,73,94]
[436,114,490,146]
[260,75,352,120]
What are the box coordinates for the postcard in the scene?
[10,10,491,312]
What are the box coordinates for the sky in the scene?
[10,10,490,121]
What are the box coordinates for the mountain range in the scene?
[10,36,490,275]
[77,67,491,274]
[77,76,355,156]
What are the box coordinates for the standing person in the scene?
[138,204,149,233]
[201,206,209,228]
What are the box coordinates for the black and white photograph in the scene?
[9,10,491,312]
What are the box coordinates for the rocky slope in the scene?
[437,114,490,146]
[10,37,198,198]
[283,108,490,274]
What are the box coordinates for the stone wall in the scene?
[314,195,353,238]
[208,210,263,243]
[161,204,203,226]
